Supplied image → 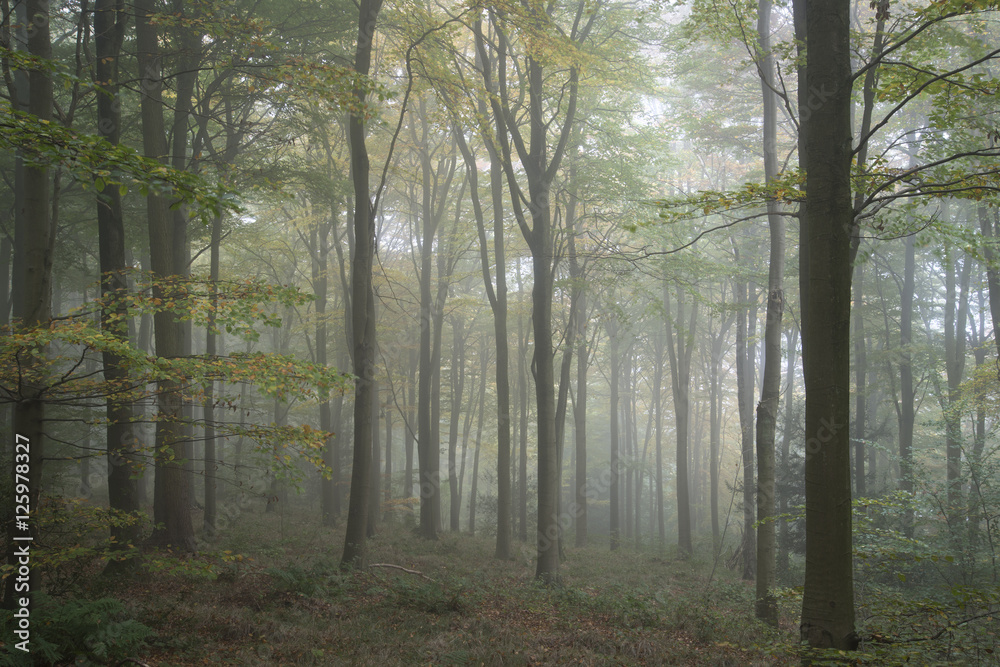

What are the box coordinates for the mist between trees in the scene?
[2,0,1000,663]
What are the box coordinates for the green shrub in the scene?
[0,593,153,665]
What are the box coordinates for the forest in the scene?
[1,0,1000,663]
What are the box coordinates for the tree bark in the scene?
[94,0,141,566]
[340,0,383,569]
[606,314,622,551]
[735,275,756,579]
[469,336,488,534]
[978,206,1000,358]
[3,0,52,610]
[665,286,697,558]
[754,0,784,625]
[798,0,858,649]
[943,238,971,524]
[448,316,466,531]
[898,233,916,535]
[852,262,866,499]
[136,0,194,551]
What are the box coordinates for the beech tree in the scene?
[796,0,858,650]
[339,0,383,569]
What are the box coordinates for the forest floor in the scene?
[88,506,800,666]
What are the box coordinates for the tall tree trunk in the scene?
[405,347,416,502]
[776,325,798,582]
[4,0,52,609]
[448,316,466,531]
[384,393,393,503]
[136,0,194,551]
[314,211,336,527]
[606,314,622,551]
[456,36,514,553]
[853,262,866,499]
[95,0,141,564]
[571,248,589,548]
[202,211,221,538]
[0,235,11,324]
[368,380,380,536]
[978,206,1000,358]
[665,286,697,558]
[517,287,529,543]
[797,0,858,648]
[416,132,442,541]
[735,275,756,579]
[754,0,784,624]
[469,336,488,534]
[478,7,589,581]
[653,330,666,551]
[340,0,383,569]
[943,240,971,524]
[623,350,633,542]
[898,233,916,535]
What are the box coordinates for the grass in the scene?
[79,507,797,666]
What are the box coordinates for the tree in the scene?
[4,0,52,610]
[94,0,141,565]
[475,0,599,584]
[796,0,858,650]
[134,0,196,551]
[340,0,383,570]
[753,0,785,625]
[454,103,513,557]
[664,283,698,558]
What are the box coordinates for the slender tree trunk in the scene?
[943,241,970,524]
[469,336,488,534]
[607,315,622,551]
[898,234,916,535]
[735,276,756,579]
[754,0,784,624]
[0,235,11,324]
[653,330,666,551]
[623,350,633,542]
[572,259,589,549]
[405,347,416,501]
[340,0,383,569]
[95,0,141,565]
[456,45,514,552]
[202,212,221,538]
[517,293,529,543]
[529,179,560,581]
[554,287,577,558]
[384,394,393,503]
[416,134,442,540]
[449,316,466,531]
[665,286,697,558]
[457,349,479,519]
[776,325,798,582]
[978,206,1000,358]
[136,0,194,551]
[368,380,381,537]
[314,211,336,527]
[853,262,866,499]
